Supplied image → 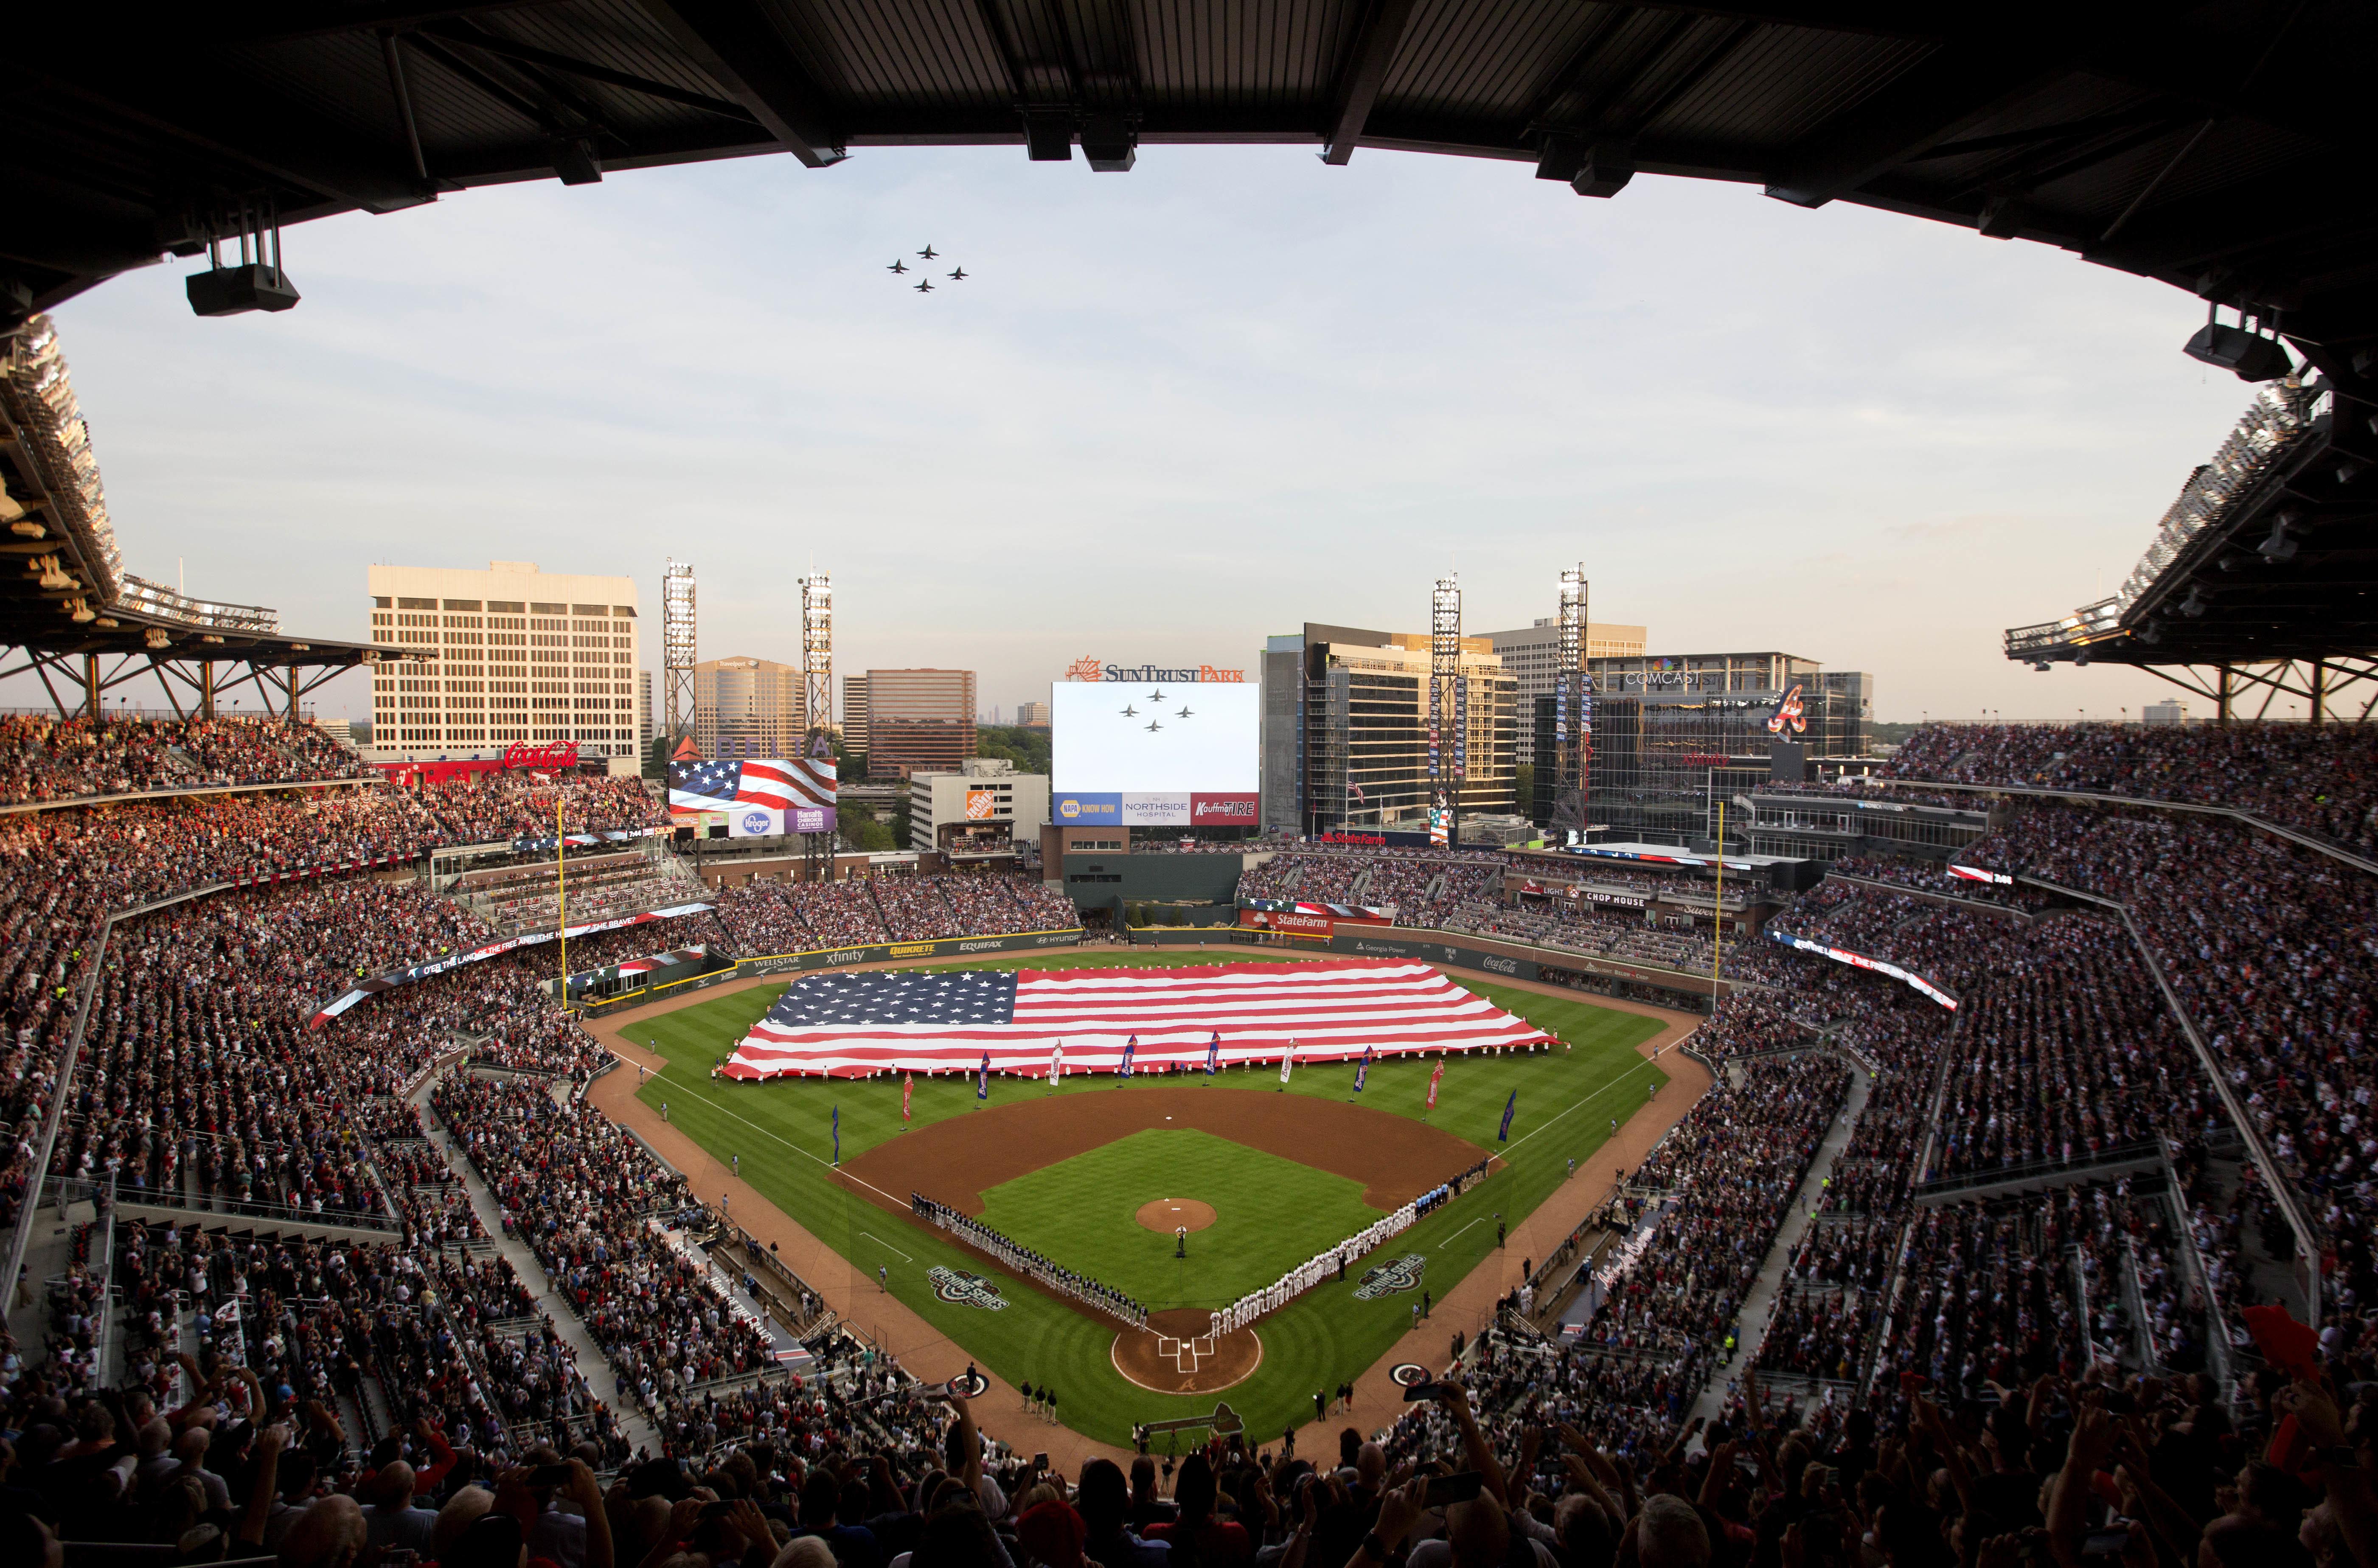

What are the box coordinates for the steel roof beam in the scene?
[1763,43,2063,208]
[423,22,761,124]
[634,0,847,168]
[1321,0,1421,165]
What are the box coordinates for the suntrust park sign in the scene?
[1065,656,1246,683]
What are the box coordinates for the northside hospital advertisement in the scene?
[1049,675,1259,828]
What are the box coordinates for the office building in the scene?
[1530,652,1873,844]
[694,655,806,759]
[842,674,869,755]
[1482,618,1648,764]
[863,668,975,779]
[907,757,1049,854]
[1258,623,1516,835]
[637,671,653,748]
[2142,699,2189,726]
[368,561,640,762]
[1016,701,1050,728]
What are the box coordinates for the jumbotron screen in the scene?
[668,755,837,838]
[1049,681,1259,828]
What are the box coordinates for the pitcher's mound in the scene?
[1112,1307,1262,1394]
[1135,1198,1217,1232]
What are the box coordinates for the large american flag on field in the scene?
[717,959,1549,1080]
[670,757,835,815]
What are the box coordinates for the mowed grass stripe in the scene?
[619,951,1669,1444]
[976,1128,1381,1308]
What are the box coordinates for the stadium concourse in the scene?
[11,715,2378,1568]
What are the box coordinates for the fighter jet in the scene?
[1148,689,1166,702]
[888,258,907,273]
[1120,704,1137,718]
[1177,707,1193,719]
[1145,719,1163,733]
[915,279,933,293]
[918,245,938,259]
[948,267,967,281]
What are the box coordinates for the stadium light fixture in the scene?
[1080,115,1137,172]
[2258,519,2301,563]
[1021,107,1073,161]
[1573,139,1635,198]
[549,137,604,186]
[2182,300,2291,381]
[187,200,299,317]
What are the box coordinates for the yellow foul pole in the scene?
[1711,799,1726,994]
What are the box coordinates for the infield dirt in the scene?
[837,1086,1494,1219]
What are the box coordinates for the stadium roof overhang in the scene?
[2,317,422,708]
[2006,373,2378,671]
[5,3,2376,369]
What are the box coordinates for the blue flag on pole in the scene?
[1120,1035,1137,1078]
[1205,1032,1220,1077]
[832,1105,841,1164]
[1353,1044,1372,1094]
[977,1053,990,1101]
[1498,1089,1516,1142]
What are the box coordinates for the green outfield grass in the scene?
[618,950,1670,1446]
[977,1127,1381,1308]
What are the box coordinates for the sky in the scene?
[37,142,2271,727]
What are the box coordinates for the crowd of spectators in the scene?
[1884,718,2378,852]
[1955,798,2378,1307]
[1538,1055,1852,1454]
[17,718,2378,1568]
[0,713,377,805]
[710,871,1085,957]
[433,1074,779,1430]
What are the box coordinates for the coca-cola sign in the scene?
[503,741,580,770]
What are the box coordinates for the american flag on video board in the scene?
[718,959,1547,1080]
[670,757,834,813]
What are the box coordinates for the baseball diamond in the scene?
[605,947,1673,1445]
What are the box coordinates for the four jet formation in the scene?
[888,244,967,293]
[1119,689,1193,733]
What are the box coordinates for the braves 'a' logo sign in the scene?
[1353,1253,1427,1299]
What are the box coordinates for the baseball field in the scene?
[615,950,1668,1446]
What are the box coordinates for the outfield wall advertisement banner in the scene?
[1238,907,1390,938]
[1053,792,1121,825]
[1330,930,1538,982]
[733,926,1087,979]
[1103,791,1264,827]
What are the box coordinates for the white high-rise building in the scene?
[1482,617,1649,764]
[368,561,641,761]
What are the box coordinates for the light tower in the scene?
[1430,574,1463,847]
[1552,566,1593,839]
[800,573,832,752]
[800,572,834,880]
[662,559,696,754]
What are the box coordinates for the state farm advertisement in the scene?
[1238,906,1390,938]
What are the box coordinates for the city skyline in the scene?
[25,143,2271,726]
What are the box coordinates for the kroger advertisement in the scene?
[668,756,838,838]
[1050,680,1258,827]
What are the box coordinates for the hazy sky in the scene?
[40,143,2267,726]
